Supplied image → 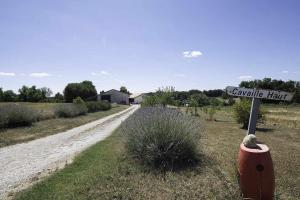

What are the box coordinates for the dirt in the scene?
[0,105,139,199]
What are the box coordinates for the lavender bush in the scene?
[121,106,202,170]
[0,103,37,128]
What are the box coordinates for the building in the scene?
[98,89,129,105]
[129,93,146,104]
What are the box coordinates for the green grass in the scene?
[0,105,128,148]
[13,105,300,199]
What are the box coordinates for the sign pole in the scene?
[247,97,260,135]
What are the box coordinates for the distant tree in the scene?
[239,78,300,103]
[0,88,3,101]
[203,89,224,97]
[2,90,17,102]
[18,85,29,102]
[54,92,64,102]
[64,81,97,102]
[120,86,130,94]
[41,87,53,98]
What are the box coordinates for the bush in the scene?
[0,103,37,128]
[55,98,88,118]
[233,99,265,129]
[86,101,111,112]
[121,107,202,170]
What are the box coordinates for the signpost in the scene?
[226,86,295,135]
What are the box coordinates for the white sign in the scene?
[226,86,294,101]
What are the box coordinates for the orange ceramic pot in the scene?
[238,143,275,200]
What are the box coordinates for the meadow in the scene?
[13,104,300,200]
[0,102,128,148]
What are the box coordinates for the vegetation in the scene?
[121,107,201,170]
[55,97,88,118]
[18,86,52,102]
[0,104,128,147]
[240,77,300,103]
[142,86,175,107]
[63,81,97,102]
[14,104,300,199]
[54,92,64,102]
[86,101,111,112]
[120,86,130,94]
[0,103,37,128]
[233,99,265,129]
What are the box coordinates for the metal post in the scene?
[247,97,261,135]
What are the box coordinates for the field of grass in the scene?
[13,104,300,199]
[0,104,129,148]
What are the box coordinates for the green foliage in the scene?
[86,101,111,112]
[18,85,50,102]
[121,107,202,170]
[203,106,218,121]
[2,90,18,102]
[142,86,175,107]
[0,103,37,128]
[63,81,97,102]
[233,99,264,129]
[239,78,300,103]
[120,86,130,94]
[55,97,88,118]
[54,92,64,102]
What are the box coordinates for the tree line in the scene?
[0,80,130,103]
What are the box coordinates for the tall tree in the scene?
[64,81,97,102]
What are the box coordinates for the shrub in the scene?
[86,101,111,112]
[0,103,37,128]
[233,99,265,129]
[121,107,202,170]
[55,98,88,118]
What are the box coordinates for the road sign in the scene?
[226,86,295,135]
[226,86,294,101]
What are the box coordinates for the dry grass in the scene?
[0,105,128,148]
[13,104,300,199]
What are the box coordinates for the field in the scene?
[13,104,300,200]
[0,103,129,148]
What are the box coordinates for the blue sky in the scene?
[0,0,299,94]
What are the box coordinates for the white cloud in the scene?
[238,75,253,80]
[281,70,289,74]
[183,51,203,58]
[30,72,51,78]
[91,70,110,76]
[174,73,186,77]
[100,70,109,75]
[0,72,15,76]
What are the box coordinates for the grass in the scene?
[0,104,128,148]
[13,104,300,199]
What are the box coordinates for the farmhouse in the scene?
[129,93,146,104]
[97,89,129,105]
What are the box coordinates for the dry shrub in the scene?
[121,106,202,170]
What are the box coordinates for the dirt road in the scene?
[0,105,139,199]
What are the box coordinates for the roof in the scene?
[130,93,145,98]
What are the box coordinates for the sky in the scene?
[0,0,299,94]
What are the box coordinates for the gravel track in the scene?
[0,105,139,199]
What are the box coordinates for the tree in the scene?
[54,92,64,102]
[2,90,17,102]
[0,88,3,101]
[120,86,130,94]
[239,78,300,103]
[63,81,97,102]
[18,86,29,102]
[41,87,53,98]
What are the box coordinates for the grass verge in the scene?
[0,105,128,148]
[13,105,300,199]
